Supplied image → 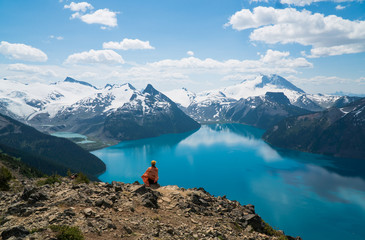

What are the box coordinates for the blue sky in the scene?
[0,0,364,94]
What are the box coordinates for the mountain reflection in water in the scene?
[93,124,365,240]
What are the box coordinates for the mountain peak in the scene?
[64,77,96,89]
[256,75,305,93]
[143,84,160,96]
[126,83,136,90]
[104,83,136,91]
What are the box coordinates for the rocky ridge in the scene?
[0,176,301,240]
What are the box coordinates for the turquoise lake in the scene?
[92,124,365,240]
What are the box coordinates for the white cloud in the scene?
[287,75,365,94]
[226,7,365,57]
[280,0,358,6]
[260,49,289,63]
[64,49,124,65]
[73,8,118,28]
[103,38,155,50]
[7,63,57,77]
[336,4,346,9]
[49,35,64,40]
[187,51,194,56]
[57,49,312,91]
[64,2,93,12]
[148,49,312,73]
[0,41,48,62]
[64,2,117,29]
[250,0,268,2]
[75,71,98,79]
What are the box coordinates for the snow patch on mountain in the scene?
[164,88,196,108]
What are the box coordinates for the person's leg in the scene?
[148,179,154,185]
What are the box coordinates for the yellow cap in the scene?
[151,160,156,165]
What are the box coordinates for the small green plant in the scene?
[264,222,276,236]
[67,169,72,178]
[263,221,288,239]
[30,227,46,234]
[37,174,62,186]
[232,222,243,232]
[152,215,161,221]
[0,166,12,191]
[74,172,90,184]
[50,225,84,240]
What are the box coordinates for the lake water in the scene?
[51,132,95,144]
[92,124,365,240]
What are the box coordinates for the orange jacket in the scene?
[141,166,159,185]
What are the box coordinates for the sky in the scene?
[0,0,364,94]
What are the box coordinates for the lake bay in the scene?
[92,124,365,240]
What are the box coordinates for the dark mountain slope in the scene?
[63,76,97,89]
[263,98,365,159]
[0,113,105,178]
[225,92,312,129]
[103,84,200,141]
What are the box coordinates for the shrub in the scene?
[0,166,12,191]
[263,221,288,240]
[37,174,62,186]
[74,172,90,184]
[50,225,84,240]
[67,169,72,178]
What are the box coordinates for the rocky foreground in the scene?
[0,177,301,240]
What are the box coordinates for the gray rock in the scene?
[123,226,133,234]
[107,221,117,229]
[95,198,113,208]
[103,199,113,208]
[21,186,37,201]
[63,208,76,217]
[27,191,48,204]
[1,226,30,240]
[95,199,103,207]
[83,208,95,217]
[133,185,150,195]
[141,192,159,209]
[245,204,255,214]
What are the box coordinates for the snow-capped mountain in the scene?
[164,74,359,124]
[225,92,311,129]
[165,74,307,107]
[0,77,200,142]
[163,88,196,108]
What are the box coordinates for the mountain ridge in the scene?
[0,113,106,178]
[0,78,201,145]
[263,98,365,159]
[0,163,302,240]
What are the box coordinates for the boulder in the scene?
[1,226,30,240]
[83,208,96,217]
[141,192,159,209]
